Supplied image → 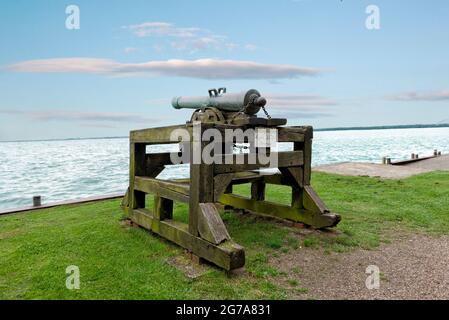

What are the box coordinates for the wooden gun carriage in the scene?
[121,89,340,271]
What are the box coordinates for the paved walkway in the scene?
[314,155,449,179]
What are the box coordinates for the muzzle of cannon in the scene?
[171,88,285,126]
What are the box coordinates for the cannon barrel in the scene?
[171,88,266,115]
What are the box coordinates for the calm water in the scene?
[1,127,448,210]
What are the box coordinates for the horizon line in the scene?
[1,123,448,143]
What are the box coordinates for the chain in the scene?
[261,105,271,119]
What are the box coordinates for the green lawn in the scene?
[1,171,448,299]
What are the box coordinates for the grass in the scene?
[1,171,448,299]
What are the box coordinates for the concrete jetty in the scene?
[315,154,449,179]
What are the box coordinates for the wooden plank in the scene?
[277,127,307,142]
[154,196,173,220]
[131,125,191,144]
[214,151,303,174]
[303,185,329,214]
[251,180,266,201]
[130,143,146,209]
[214,173,235,202]
[218,193,340,228]
[228,171,291,186]
[128,208,244,270]
[134,176,189,203]
[279,167,303,188]
[294,126,313,185]
[189,125,215,236]
[198,203,230,244]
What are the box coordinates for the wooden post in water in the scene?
[33,196,41,207]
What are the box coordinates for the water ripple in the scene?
[1,128,448,210]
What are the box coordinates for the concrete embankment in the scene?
[314,154,449,179]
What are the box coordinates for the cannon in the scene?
[172,88,286,126]
[121,87,341,271]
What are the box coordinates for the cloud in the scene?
[7,58,327,79]
[386,90,449,102]
[124,47,138,54]
[244,44,258,51]
[263,93,337,118]
[0,109,159,124]
[266,94,338,109]
[123,21,237,53]
[270,111,333,119]
[123,22,200,38]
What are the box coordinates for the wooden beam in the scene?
[214,151,304,174]
[277,127,307,142]
[189,125,215,236]
[218,193,340,228]
[131,125,191,144]
[128,208,244,270]
[214,173,235,202]
[251,180,266,201]
[134,176,189,203]
[198,203,230,244]
[130,143,146,209]
[154,196,173,220]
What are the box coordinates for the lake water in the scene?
[1,127,448,210]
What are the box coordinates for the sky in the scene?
[0,0,448,141]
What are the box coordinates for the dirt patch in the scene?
[167,253,211,279]
[270,234,449,299]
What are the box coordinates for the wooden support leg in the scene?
[129,143,146,210]
[154,196,173,220]
[251,180,265,201]
[189,124,215,236]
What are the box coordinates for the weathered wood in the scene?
[189,124,215,236]
[231,117,287,127]
[154,196,173,220]
[251,180,265,201]
[198,203,230,244]
[130,143,146,209]
[124,121,339,271]
[303,185,329,214]
[214,173,235,202]
[128,208,244,270]
[279,167,303,208]
[218,193,339,228]
[134,176,189,203]
[214,151,303,174]
[131,125,191,144]
[277,127,307,142]
[121,187,130,208]
[295,126,313,185]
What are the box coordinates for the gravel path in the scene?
[271,234,449,299]
[314,155,449,179]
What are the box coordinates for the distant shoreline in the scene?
[1,123,448,143]
[314,123,449,132]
